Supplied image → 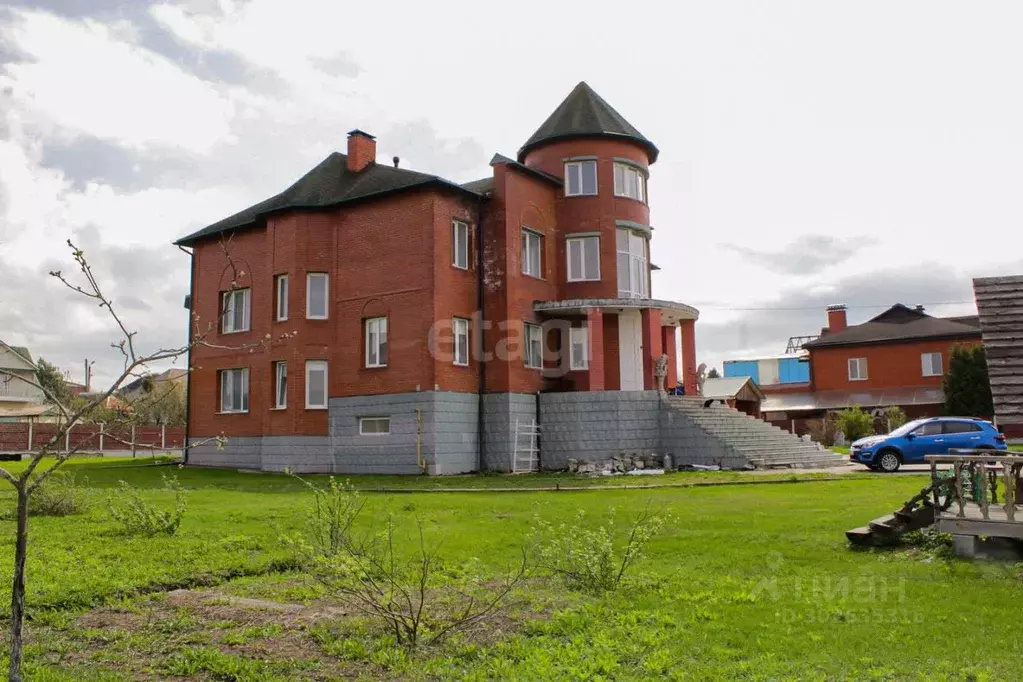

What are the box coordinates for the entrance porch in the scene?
[534,298,700,394]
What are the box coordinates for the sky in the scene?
[1,0,1022,387]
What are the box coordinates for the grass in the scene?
[1,460,1022,679]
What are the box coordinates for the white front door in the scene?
[618,311,644,390]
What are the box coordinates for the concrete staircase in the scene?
[665,397,848,470]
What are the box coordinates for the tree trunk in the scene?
[7,484,28,682]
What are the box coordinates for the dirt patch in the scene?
[165,588,349,623]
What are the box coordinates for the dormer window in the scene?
[565,160,597,196]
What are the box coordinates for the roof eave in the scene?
[174,178,485,247]
[804,331,982,350]
[516,132,659,164]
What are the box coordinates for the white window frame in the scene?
[522,228,543,278]
[616,229,648,298]
[221,288,251,334]
[453,317,470,367]
[365,317,388,368]
[305,360,328,410]
[613,163,646,202]
[848,357,868,381]
[524,322,543,369]
[921,352,943,377]
[569,327,588,370]
[219,368,249,413]
[273,361,287,409]
[359,416,391,435]
[452,220,469,270]
[566,236,600,282]
[306,272,329,320]
[564,160,597,196]
[275,275,288,321]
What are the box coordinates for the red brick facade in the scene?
[809,338,980,393]
[182,85,700,443]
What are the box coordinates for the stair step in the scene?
[868,515,899,533]
[845,527,874,545]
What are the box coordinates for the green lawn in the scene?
[1,460,1021,680]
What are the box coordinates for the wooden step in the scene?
[845,527,874,546]
[868,514,898,534]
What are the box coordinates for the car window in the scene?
[942,421,982,434]
[915,422,943,436]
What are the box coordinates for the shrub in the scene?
[107,474,187,536]
[806,416,840,446]
[28,472,91,517]
[284,476,527,650]
[884,406,908,432]
[532,505,671,593]
[836,406,875,442]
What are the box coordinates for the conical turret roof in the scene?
[517,81,658,163]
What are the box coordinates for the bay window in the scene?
[565,160,597,196]
[614,163,646,202]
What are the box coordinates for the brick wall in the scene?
[521,138,653,302]
[188,188,483,441]
[809,337,982,391]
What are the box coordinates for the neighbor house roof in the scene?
[517,81,659,163]
[701,376,765,402]
[803,304,981,349]
[0,341,36,370]
[973,275,1023,425]
[175,153,484,246]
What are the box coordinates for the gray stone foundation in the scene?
[481,393,537,471]
[328,392,478,475]
[188,389,758,475]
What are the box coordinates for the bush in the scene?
[28,472,92,517]
[806,416,840,446]
[836,406,875,442]
[532,505,671,593]
[884,406,908,432]
[284,476,527,650]
[107,473,187,536]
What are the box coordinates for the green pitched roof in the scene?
[517,82,658,163]
[175,153,483,246]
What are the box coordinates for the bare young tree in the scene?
[0,240,277,682]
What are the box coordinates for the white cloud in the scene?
[2,9,234,154]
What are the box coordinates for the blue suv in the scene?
[850,417,1007,473]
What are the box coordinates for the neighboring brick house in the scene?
[176,82,700,473]
[759,303,984,431]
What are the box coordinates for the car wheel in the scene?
[876,450,901,473]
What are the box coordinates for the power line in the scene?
[692,300,974,312]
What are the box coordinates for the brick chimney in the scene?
[826,304,848,333]
[346,129,376,172]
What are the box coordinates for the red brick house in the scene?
[176,82,701,473]
[761,303,983,430]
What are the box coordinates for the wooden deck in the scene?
[927,451,1023,540]
[936,503,1023,539]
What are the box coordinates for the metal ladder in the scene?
[512,418,540,473]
